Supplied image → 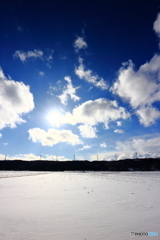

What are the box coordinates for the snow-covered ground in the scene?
[0,171,159,240]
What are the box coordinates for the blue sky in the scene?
[0,0,160,161]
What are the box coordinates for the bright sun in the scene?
[46,110,62,126]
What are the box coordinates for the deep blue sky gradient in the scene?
[0,0,160,160]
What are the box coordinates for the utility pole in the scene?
[73,154,75,161]
[135,152,137,159]
[97,155,98,161]
[4,154,7,160]
[115,154,117,160]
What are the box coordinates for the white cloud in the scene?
[14,49,43,62]
[58,76,80,105]
[111,13,160,127]
[74,36,87,52]
[100,143,107,148]
[78,145,91,151]
[0,68,34,129]
[46,49,54,68]
[3,142,8,146]
[75,58,108,90]
[0,133,2,138]
[136,107,160,126]
[153,13,160,38]
[39,71,45,76]
[78,124,97,138]
[116,135,160,158]
[28,128,83,146]
[116,121,122,126]
[0,153,69,161]
[111,55,160,126]
[111,57,160,108]
[48,98,130,128]
[114,129,124,134]
[90,134,160,161]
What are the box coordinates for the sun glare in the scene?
[46,110,62,126]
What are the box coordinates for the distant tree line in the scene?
[0,158,160,171]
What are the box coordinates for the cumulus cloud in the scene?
[0,68,34,129]
[111,57,160,108]
[111,13,160,127]
[74,36,87,52]
[75,58,108,90]
[114,129,124,134]
[14,49,44,62]
[90,134,160,161]
[78,124,97,138]
[58,76,80,105]
[100,143,107,148]
[48,98,130,128]
[116,135,160,157]
[28,128,82,146]
[136,107,160,126]
[111,56,160,126]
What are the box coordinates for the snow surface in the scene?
[0,171,160,240]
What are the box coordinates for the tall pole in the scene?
[135,152,137,159]
[97,155,98,161]
[5,154,7,160]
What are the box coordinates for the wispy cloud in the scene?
[39,71,45,76]
[58,76,80,105]
[46,49,54,68]
[100,143,107,148]
[75,58,108,90]
[74,36,88,53]
[13,48,54,68]
[78,145,91,151]
[114,129,124,134]
[14,49,44,62]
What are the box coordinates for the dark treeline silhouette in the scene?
[0,158,160,171]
